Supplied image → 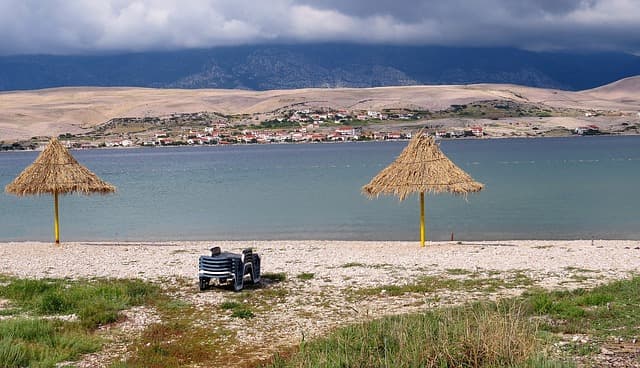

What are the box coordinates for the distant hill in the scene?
[2,76,640,141]
[581,76,640,98]
[1,44,640,92]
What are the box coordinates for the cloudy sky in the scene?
[1,0,639,55]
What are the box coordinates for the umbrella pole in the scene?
[54,191,60,245]
[420,192,425,247]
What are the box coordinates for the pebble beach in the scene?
[2,240,639,286]
[2,239,640,367]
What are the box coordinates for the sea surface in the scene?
[1,136,639,242]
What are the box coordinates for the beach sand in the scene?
[2,240,638,285]
[1,239,639,366]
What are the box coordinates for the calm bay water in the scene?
[1,136,639,241]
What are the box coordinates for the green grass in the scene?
[115,277,296,367]
[523,276,640,338]
[0,278,159,329]
[5,273,638,367]
[262,272,287,282]
[341,262,365,268]
[220,301,241,310]
[0,277,159,368]
[112,295,237,368]
[563,267,596,273]
[263,301,571,368]
[0,318,101,368]
[111,319,233,368]
[445,268,473,275]
[354,273,534,297]
[296,272,315,281]
[0,308,19,316]
[220,300,255,319]
[231,307,255,319]
[264,276,640,367]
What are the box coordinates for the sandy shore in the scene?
[1,240,639,286]
[2,239,639,367]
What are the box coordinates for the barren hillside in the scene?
[1,78,639,141]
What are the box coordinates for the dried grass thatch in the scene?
[363,132,483,200]
[5,137,116,196]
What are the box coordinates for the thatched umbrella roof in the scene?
[362,132,483,200]
[5,137,116,244]
[5,137,116,196]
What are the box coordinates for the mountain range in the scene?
[1,44,640,92]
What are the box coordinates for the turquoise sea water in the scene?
[1,136,639,241]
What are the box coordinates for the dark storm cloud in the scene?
[296,0,594,20]
[0,0,637,55]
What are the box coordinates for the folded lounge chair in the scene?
[198,247,261,291]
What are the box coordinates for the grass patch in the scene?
[563,267,596,273]
[341,262,365,268]
[338,263,393,269]
[0,308,19,316]
[0,278,158,329]
[113,295,237,368]
[445,268,473,275]
[220,300,254,319]
[231,307,255,319]
[262,272,287,283]
[354,273,534,297]
[523,276,640,338]
[112,319,234,368]
[161,299,190,312]
[258,287,289,302]
[263,301,570,368]
[266,277,640,367]
[220,301,241,310]
[0,318,102,368]
[296,273,315,281]
[0,277,159,368]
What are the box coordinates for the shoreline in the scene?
[2,240,639,288]
[2,132,638,154]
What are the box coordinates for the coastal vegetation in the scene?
[264,276,640,367]
[264,302,564,368]
[0,277,158,367]
[2,273,639,367]
[352,272,535,298]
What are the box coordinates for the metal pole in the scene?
[54,191,60,245]
[420,192,425,247]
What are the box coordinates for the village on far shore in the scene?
[2,103,639,151]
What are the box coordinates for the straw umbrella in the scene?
[5,137,116,244]
[362,131,483,246]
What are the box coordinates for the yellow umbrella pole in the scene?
[420,192,425,247]
[54,191,60,245]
